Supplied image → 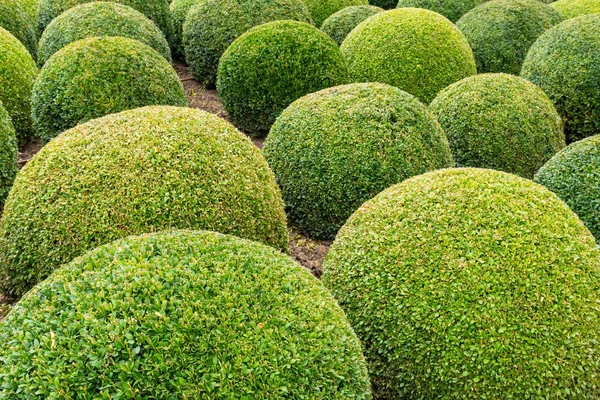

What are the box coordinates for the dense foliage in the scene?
[396,0,485,22]
[302,0,368,26]
[0,103,17,205]
[551,0,600,20]
[0,0,37,58]
[170,0,200,55]
[320,5,383,46]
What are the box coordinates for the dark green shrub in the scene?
[521,14,600,143]
[341,8,476,104]
[551,0,600,19]
[0,106,288,297]
[368,0,395,9]
[183,0,312,88]
[429,73,565,179]
[0,0,37,58]
[217,20,348,137]
[170,0,201,55]
[0,102,17,204]
[32,36,186,142]
[456,0,562,75]
[37,2,171,66]
[0,230,371,398]
[320,5,383,46]
[263,82,454,239]
[302,0,368,26]
[323,168,600,399]
[396,0,485,22]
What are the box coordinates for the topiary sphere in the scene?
[170,0,202,56]
[551,0,600,19]
[341,8,476,104]
[37,2,171,67]
[396,0,485,22]
[302,0,368,26]
[263,82,454,240]
[0,230,371,397]
[0,27,37,146]
[183,0,313,88]
[0,106,288,297]
[217,20,348,137]
[323,168,600,399]
[521,14,600,143]
[32,36,186,143]
[0,102,17,205]
[320,5,383,46]
[429,73,565,179]
[0,0,37,58]
[456,0,562,75]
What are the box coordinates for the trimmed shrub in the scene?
[0,103,17,205]
[551,0,600,19]
[0,230,371,397]
[323,168,600,399]
[0,27,37,146]
[183,0,312,88]
[37,2,171,67]
[456,0,562,75]
[320,5,383,46]
[396,0,485,22]
[263,82,454,239]
[170,0,202,56]
[369,0,395,9]
[0,106,288,297]
[32,36,186,143]
[0,0,37,58]
[302,0,368,26]
[217,20,348,137]
[429,73,565,179]
[521,14,600,143]
[341,8,476,104]
[19,0,39,23]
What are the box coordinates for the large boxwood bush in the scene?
[320,5,383,46]
[323,168,600,399]
[302,0,368,26]
[396,0,485,22]
[0,0,37,58]
[0,102,17,205]
[551,0,600,19]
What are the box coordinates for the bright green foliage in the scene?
[0,106,289,297]
[32,36,186,143]
[0,103,17,205]
[19,0,39,23]
[37,2,171,66]
[323,168,600,399]
[521,14,600,143]
[263,82,454,239]
[341,8,476,104]
[0,230,371,398]
[430,73,565,179]
[0,27,37,146]
[396,0,485,22]
[0,0,37,58]
[170,0,202,55]
[320,5,383,46]
[183,0,312,88]
[217,20,348,137]
[302,0,368,26]
[457,0,562,75]
[551,0,600,19]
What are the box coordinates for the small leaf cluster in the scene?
[551,0,600,19]
[0,102,17,205]
[320,5,383,46]
[396,0,485,22]
[301,0,368,27]
[0,0,37,58]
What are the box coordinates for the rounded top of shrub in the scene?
[521,13,600,143]
[323,167,600,399]
[0,0,37,58]
[456,0,563,75]
[341,8,476,104]
[0,230,371,397]
[217,20,348,137]
[320,5,383,46]
[263,82,454,239]
[429,73,565,179]
[0,106,288,297]
[0,102,17,204]
[302,0,368,26]
[38,2,171,66]
[183,0,313,88]
[551,0,600,19]
[32,36,186,142]
[396,0,484,22]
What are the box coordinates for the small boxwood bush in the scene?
[302,0,368,26]
[37,2,171,66]
[0,106,288,297]
[183,0,312,88]
[456,0,562,75]
[521,14,600,143]
[429,73,565,179]
[0,230,371,397]
[0,102,17,205]
[170,0,201,55]
[341,8,476,104]
[551,0,600,19]
[263,82,454,239]
[0,0,37,58]
[396,0,485,22]
[217,20,348,137]
[32,36,186,142]
[323,168,600,399]
[320,5,383,46]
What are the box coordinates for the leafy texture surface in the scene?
[170,0,202,55]
[396,0,485,22]
[0,0,37,58]
[302,0,368,26]
[0,103,17,205]
[551,0,600,19]
[320,5,383,46]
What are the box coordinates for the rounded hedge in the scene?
[341,8,476,104]
[170,0,201,55]
[323,168,600,399]
[37,2,171,67]
[32,36,186,143]
[0,0,37,58]
[0,230,371,397]
[217,20,348,137]
[0,27,37,146]
[521,14,600,143]
[456,0,562,75]
[0,103,17,205]
[302,0,368,27]
[183,0,313,88]
[396,0,485,22]
[551,0,600,19]
[429,73,565,179]
[320,5,383,46]
[263,82,454,239]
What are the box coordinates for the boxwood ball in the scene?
[341,8,476,104]
[551,0,600,19]
[396,0,485,22]
[0,106,288,297]
[0,0,37,58]
[323,168,600,399]
[302,0,368,26]
[263,82,454,239]
[320,5,383,46]
[217,20,349,137]
[0,103,17,205]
